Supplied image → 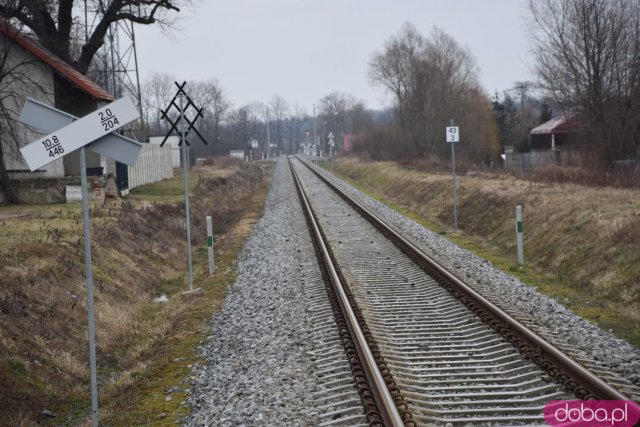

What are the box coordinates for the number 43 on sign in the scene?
[446,126,459,143]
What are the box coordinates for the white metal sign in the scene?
[18,97,142,166]
[446,126,459,143]
[20,96,139,171]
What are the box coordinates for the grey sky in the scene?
[135,0,534,113]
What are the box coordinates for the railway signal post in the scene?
[207,215,215,274]
[19,96,141,426]
[516,205,524,265]
[446,120,459,230]
[160,82,209,292]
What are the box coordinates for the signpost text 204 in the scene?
[99,108,120,131]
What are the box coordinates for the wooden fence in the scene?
[505,148,586,173]
[127,143,174,189]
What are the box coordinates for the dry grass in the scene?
[103,161,273,426]
[42,347,87,381]
[0,159,272,425]
[333,157,640,346]
[531,164,640,188]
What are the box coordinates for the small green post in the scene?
[206,216,214,274]
[516,205,524,265]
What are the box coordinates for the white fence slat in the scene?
[127,143,174,189]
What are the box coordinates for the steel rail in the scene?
[290,159,406,426]
[299,156,629,402]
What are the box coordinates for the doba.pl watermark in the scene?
[544,400,640,426]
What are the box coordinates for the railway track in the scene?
[289,156,635,426]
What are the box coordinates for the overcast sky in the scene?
[134,0,534,113]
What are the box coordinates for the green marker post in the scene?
[516,205,524,265]
[207,215,214,274]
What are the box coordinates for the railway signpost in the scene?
[207,216,215,274]
[18,97,142,166]
[18,96,141,427]
[19,96,140,171]
[328,132,335,167]
[516,205,524,265]
[446,120,459,230]
[446,125,460,143]
[160,82,209,293]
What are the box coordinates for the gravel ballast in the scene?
[308,159,640,393]
[187,156,638,426]
[186,159,365,425]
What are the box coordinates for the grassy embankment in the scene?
[330,158,640,348]
[0,159,273,426]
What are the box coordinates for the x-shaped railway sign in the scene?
[18,97,142,171]
[159,81,208,146]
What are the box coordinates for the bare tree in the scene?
[268,95,289,154]
[346,100,373,135]
[369,22,425,151]
[530,0,640,164]
[421,27,480,158]
[140,72,175,135]
[188,79,230,145]
[319,92,353,131]
[283,104,306,154]
[318,91,357,153]
[227,104,260,149]
[369,23,497,163]
[0,1,189,75]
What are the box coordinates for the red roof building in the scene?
[0,20,113,104]
[0,20,115,181]
[530,113,584,150]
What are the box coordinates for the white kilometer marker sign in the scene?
[20,96,139,171]
[18,96,141,427]
[18,97,142,167]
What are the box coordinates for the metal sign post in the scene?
[207,216,215,274]
[446,120,459,230]
[179,94,194,291]
[328,132,335,167]
[516,205,524,265]
[160,82,209,292]
[18,96,140,426]
[79,146,99,426]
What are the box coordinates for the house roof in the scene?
[0,20,114,102]
[530,113,582,135]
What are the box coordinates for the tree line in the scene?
[1,0,639,203]
[357,0,640,170]
[362,23,498,166]
[139,76,374,159]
